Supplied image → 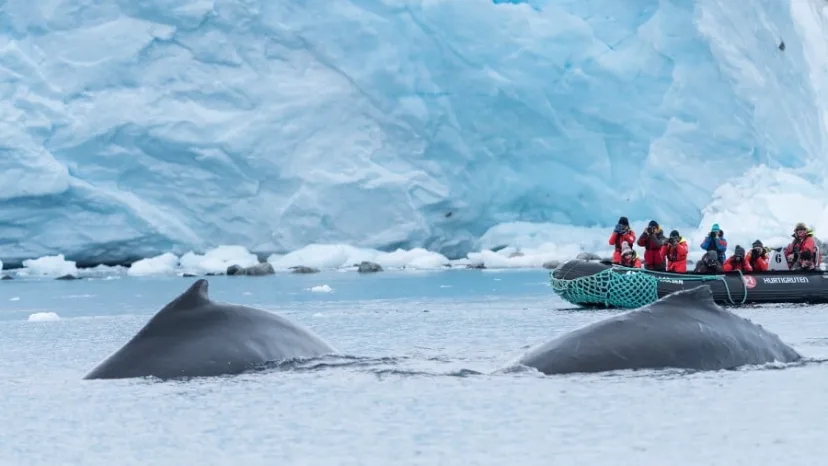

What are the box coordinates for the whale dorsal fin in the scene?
[133,279,213,338]
[167,279,211,311]
[645,285,718,311]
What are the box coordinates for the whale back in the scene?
[84,279,335,380]
[521,285,801,375]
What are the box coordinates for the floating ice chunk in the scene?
[78,264,128,278]
[467,241,599,269]
[268,244,448,270]
[21,254,78,277]
[307,284,333,293]
[28,312,60,322]
[179,245,260,275]
[127,253,179,276]
[268,244,377,270]
[373,248,450,270]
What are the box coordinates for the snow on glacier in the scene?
[0,0,826,265]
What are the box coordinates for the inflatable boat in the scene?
[549,254,828,309]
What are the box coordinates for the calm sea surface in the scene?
[0,269,826,465]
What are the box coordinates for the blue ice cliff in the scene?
[1,0,827,264]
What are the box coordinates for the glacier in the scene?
[1,0,828,265]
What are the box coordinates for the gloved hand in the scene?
[614,223,625,234]
[718,230,724,238]
[787,254,795,262]
[709,231,717,240]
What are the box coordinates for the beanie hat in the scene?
[648,220,658,228]
[752,239,763,248]
[711,223,720,232]
[618,216,629,226]
[734,245,745,258]
[621,241,633,255]
[669,230,680,238]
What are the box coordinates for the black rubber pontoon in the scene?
[550,259,828,308]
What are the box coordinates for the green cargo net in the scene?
[550,267,659,308]
[549,266,748,308]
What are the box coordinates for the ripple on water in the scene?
[0,271,827,464]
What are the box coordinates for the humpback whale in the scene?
[85,279,335,380]
[520,285,801,375]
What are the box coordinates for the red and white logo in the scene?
[742,276,757,289]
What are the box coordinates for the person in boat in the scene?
[784,222,819,271]
[664,229,688,273]
[745,239,769,272]
[618,242,642,268]
[637,220,667,271]
[694,250,724,273]
[700,223,727,264]
[808,226,823,269]
[608,216,636,264]
[723,245,753,272]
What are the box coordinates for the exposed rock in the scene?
[576,252,601,261]
[227,262,275,276]
[290,266,320,274]
[205,272,219,276]
[357,261,383,273]
[466,262,486,269]
[509,249,524,258]
[246,262,275,275]
[182,273,197,277]
[542,260,560,270]
[1,275,12,280]
[56,274,80,280]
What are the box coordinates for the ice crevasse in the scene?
[1,0,828,266]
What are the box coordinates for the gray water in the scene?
[1,269,827,465]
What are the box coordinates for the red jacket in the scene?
[784,235,819,268]
[637,228,667,267]
[664,238,688,273]
[746,251,769,272]
[619,255,642,268]
[609,229,636,263]
[723,257,753,272]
